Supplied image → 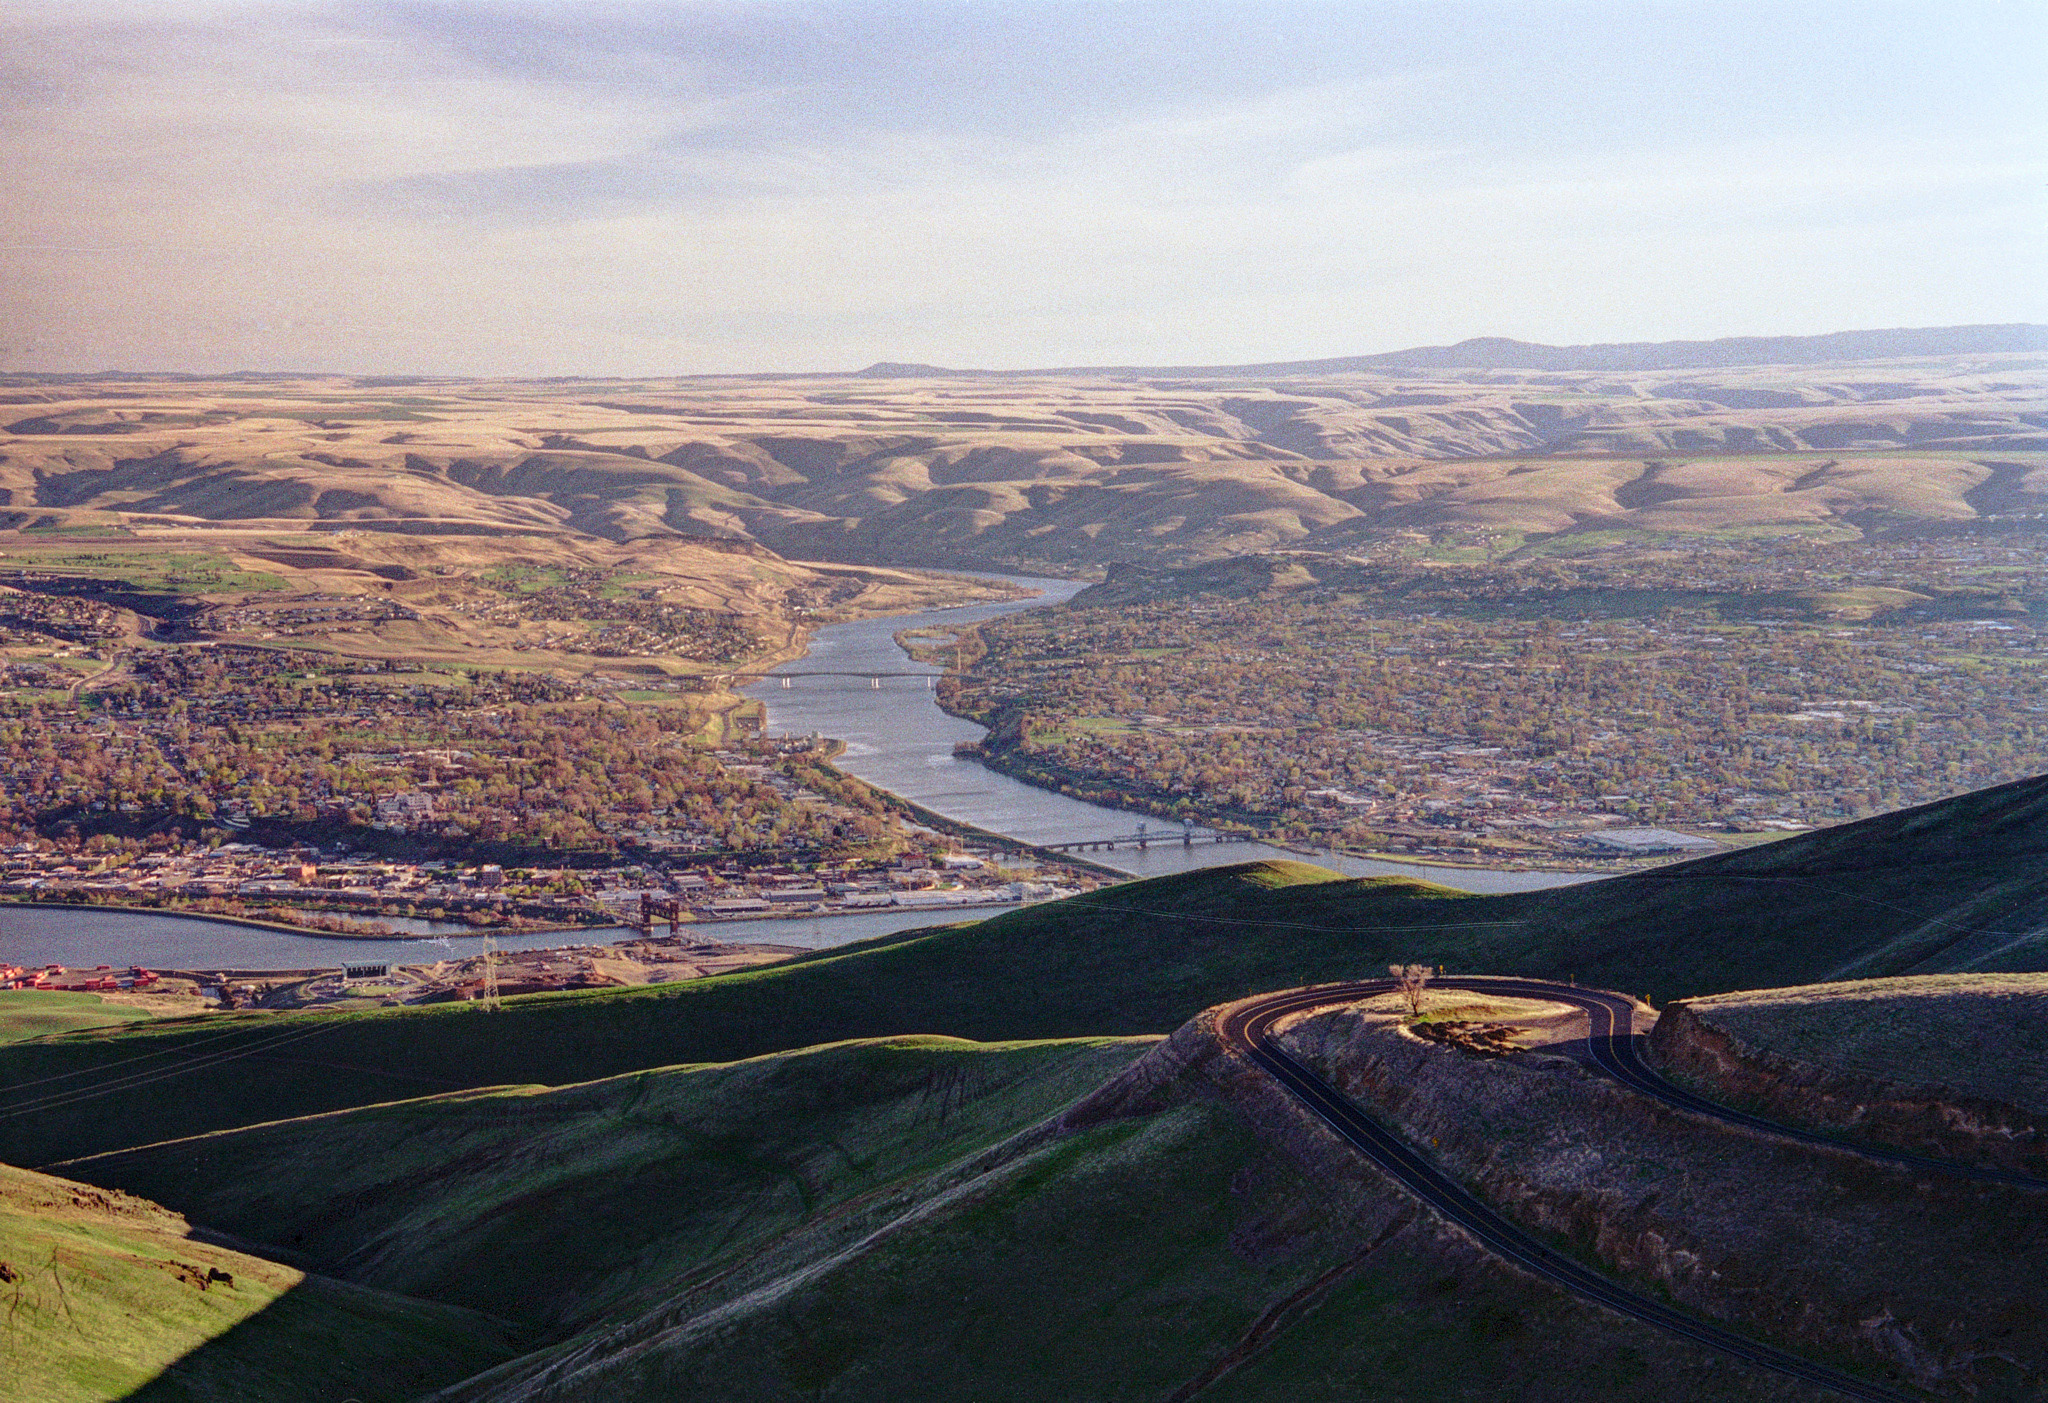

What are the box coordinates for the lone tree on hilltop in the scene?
[1390,963,1431,1017]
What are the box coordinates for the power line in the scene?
[0,1020,342,1122]
[0,1019,292,1094]
[481,934,500,1012]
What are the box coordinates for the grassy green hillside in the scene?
[60,1036,1153,1339]
[0,1163,512,1403]
[57,1036,1809,1403]
[1519,768,2048,988]
[439,1100,1805,1403]
[6,771,2048,1169]
[1676,974,2048,1115]
[0,990,155,1044]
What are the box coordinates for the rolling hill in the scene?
[46,962,2048,1399]
[6,770,2048,1172]
[45,1033,1839,1403]
[4,329,2043,572]
[870,323,2048,377]
[0,1161,513,1403]
[6,773,2048,1399]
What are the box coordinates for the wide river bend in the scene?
[744,572,1592,893]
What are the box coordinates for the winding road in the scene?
[1221,974,2018,1402]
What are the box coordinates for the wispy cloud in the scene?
[1,1,2042,374]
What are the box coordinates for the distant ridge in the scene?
[854,361,958,379]
[855,323,2048,379]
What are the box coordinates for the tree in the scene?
[1390,962,1431,1017]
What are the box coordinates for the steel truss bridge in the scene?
[1035,823,1255,854]
[714,670,965,689]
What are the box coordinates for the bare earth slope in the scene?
[6,338,2044,572]
[1278,989,2047,1399]
[1652,974,2048,1177]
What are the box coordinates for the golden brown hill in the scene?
[3,352,2043,571]
[0,523,994,675]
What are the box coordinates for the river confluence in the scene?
[744,572,1593,895]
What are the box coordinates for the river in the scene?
[745,572,1594,895]
[0,904,977,973]
[0,571,1594,972]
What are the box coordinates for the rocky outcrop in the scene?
[1277,1004,2048,1398]
[1650,1001,2048,1179]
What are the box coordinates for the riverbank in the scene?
[804,737,1129,881]
[952,722,1609,878]
[745,573,1594,895]
[0,900,610,943]
[691,570,1036,743]
[0,896,1010,976]
[2,890,1064,944]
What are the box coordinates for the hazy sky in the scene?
[2,1,2042,375]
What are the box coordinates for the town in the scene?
[0,832,1087,939]
[5,937,825,1010]
[942,532,2048,862]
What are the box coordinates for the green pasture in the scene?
[4,548,289,593]
[0,990,155,1044]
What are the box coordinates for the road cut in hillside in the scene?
[42,973,2022,1403]
[1224,976,2045,1400]
[1652,974,2048,1179]
[401,1004,1833,1403]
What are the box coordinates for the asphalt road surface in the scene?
[1222,975,1940,1402]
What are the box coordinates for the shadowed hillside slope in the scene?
[56,1030,1830,1403]
[1652,973,2048,1177]
[5,772,2048,1168]
[58,1037,1155,1340]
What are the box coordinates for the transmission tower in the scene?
[480,934,501,1012]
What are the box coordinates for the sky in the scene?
[1,1,2043,376]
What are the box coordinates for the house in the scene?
[373,791,438,830]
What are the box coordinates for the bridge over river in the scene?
[1034,820,1255,854]
[713,669,971,689]
[741,571,1591,894]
